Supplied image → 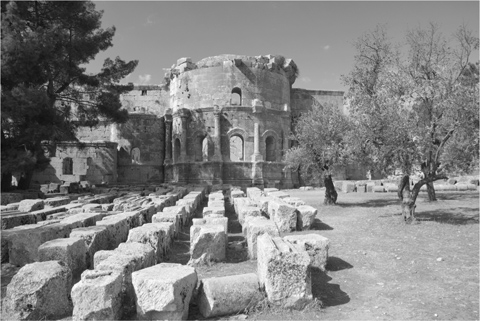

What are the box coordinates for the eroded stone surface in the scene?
[132,263,197,320]
[296,205,317,230]
[198,273,263,318]
[3,260,73,320]
[268,200,297,233]
[284,234,330,271]
[189,224,226,266]
[71,269,123,321]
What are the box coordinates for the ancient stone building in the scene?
[32,54,344,188]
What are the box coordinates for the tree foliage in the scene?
[284,102,351,204]
[343,23,479,203]
[1,1,138,189]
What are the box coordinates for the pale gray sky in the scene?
[87,1,479,91]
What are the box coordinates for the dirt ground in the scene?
[1,189,478,321]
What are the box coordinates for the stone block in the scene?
[17,199,44,212]
[31,206,68,221]
[356,184,367,193]
[208,200,224,208]
[96,214,130,249]
[296,205,317,230]
[198,273,263,318]
[263,188,279,196]
[71,269,123,321]
[1,212,37,230]
[60,212,107,230]
[44,196,71,208]
[467,183,477,190]
[268,200,297,233]
[163,205,187,225]
[257,234,312,309]
[246,187,264,201]
[385,184,398,192]
[284,234,330,271]
[247,219,279,259]
[127,223,172,262]
[257,196,273,216]
[70,225,110,268]
[8,223,71,266]
[203,206,225,216]
[152,212,181,237]
[447,178,457,185]
[3,260,72,320]
[38,237,87,282]
[208,193,224,202]
[373,186,385,193]
[230,190,245,198]
[366,183,375,192]
[132,263,197,320]
[456,183,468,191]
[283,197,306,207]
[238,206,262,226]
[342,182,355,193]
[189,224,226,266]
[268,191,291,200]
[233,197,252,216]
[82,203,103,213]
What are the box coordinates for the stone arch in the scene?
[230,87,242,106]
[227,128,248,161]
[262,129,280,162]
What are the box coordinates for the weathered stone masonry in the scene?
[32,54,344,187]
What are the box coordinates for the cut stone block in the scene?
[373,186,385,193]
[71,269,123,321]
[189,224,226,266]
[70,225,110,268]
[356,184,367,193]
[238,206,262,226]
[96,214,130,249]
[247,219,279,259]
[283,197,305,207]
[284,234,330,271]
[208,193,224,202]
[257,234,312,309]
[233,197,253,216]
[60,212,107,230]
[268,200,297,233]
[132,263,197,320]
[296,205,317,231]
[17,199,44,212]
[152,212,181,237]
[385,184,398,192]
[263,188,279,196]
[127,223,172,263]
[342,182,355,193]
[198,273,263,318]
[456,184,468,191]
[44,196,71,208]
[3,260,72,320]
[267,191,290,200]
[38,237,87,282]
[208,200,224,208]
[8,223,71,266]
[257,196,273,216]
[163,205,187,225]
[246,187,264,201]
[230,190,245,198]
[82,203,103,213]
[1,212,37,230]
[203,206,225,216]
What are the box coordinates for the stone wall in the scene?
[120,85,170,117]
[31,141,118,185]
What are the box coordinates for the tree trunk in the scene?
[18,170,34,190]
[324,174,337,205]
[426,182,437,201]
[1,172,13,192]
[398,175,419,223]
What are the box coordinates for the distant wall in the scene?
[31,141,118,185]
[120,85,170,117]
[290,88,344,117]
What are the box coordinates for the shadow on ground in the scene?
[336,198,399,208]
[415,207,479,224]
[326,256,354,272]
[312,268,350,307]
[310,219,333,231]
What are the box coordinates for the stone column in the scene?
[164,112,173,165]
[180,113,188,162]
[213,106,222,161]
[251,123,263,162]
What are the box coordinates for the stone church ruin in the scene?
[31,54,345,188]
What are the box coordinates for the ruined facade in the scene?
[32,54,344,188]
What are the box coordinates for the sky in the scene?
[86,1,479,91]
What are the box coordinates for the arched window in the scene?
[229,135,244,161]
[131,147,141,164]
[265,136,276,162]
[174,139,181,163]
[230,87,242,106]
[62,157,73,175]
